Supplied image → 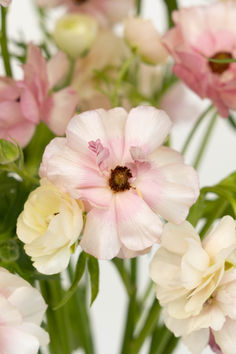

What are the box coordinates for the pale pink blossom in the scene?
[36,0,135,27]
[163,2,236,117]
[0,267,49,354]
[0,77,35,148]
[124,17,168,65]
[0,0,11,7]
[71,30,130,111]
[150,216,236,354]
[40,106,199,260]
[18,43,78,136]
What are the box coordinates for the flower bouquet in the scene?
[0,0,236,353]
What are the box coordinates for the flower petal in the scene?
[124,106,171,158]
[115,190,163,251]
[80,200,121,259]
[47,51,69,89]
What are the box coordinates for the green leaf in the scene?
[23,123,54,176]
[52,251,87,310]
[0,139,19,165]
[87,255,99,306]
[228,115,236,130]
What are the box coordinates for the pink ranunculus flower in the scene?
[39,106,199,260]
[163,2,236,117]
[18,43,78,136]
[0,0,11,7]
[0,267,49,354]
[36,0,135,27]
[0,77,35,148]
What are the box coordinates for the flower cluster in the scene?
[0,0,236,353]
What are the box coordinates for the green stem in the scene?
[112,55,134,107]
[0,7,12,76]
[40,279,71,354]
[136,0,142,15]
[131,300,161,353]
[193,111,218,169]
[181,105,213,155]
[121,258,138,354]
[67,264,94,354]
[164,0,178,28]
[112,258,135,297]
[149,326,175,354]
[199,198,228,238]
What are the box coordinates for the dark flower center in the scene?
[74,0,88,3]
[109,166,132,192]
[208,52,232,74]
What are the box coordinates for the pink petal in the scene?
[115,190,163,251]
[0,77,20,101]
[80,201,121,260]
[136,162,199,223]
[47,51,69,89]
[20,87,40,124]
[42,88,78,136]
[40,138,107,202]
[124,106,172,158]
[0,326,40,354]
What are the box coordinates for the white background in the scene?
[2,0,236,353]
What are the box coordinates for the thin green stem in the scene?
[131,300,161,354]
[200,198,228,238]
[121,258,138,354]
[0,7,12,76]
[181,104,213,155]
[149,326,175,354]
[136,0,142,15]
[112,258,135,297]
[193,111,218,169]
[164,0,178,28]
[112,55,134,107]
[67,264,94,354]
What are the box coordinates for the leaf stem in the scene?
[0,6,12,76]
[181,104,213,155]
[193,111,218,169]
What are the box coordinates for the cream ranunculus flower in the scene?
[124,17,168,65]
[150,216,236,354]
[17,179,84,275]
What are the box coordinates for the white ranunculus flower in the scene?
[0,267,49,354]
[124,17,168,65]
[53,13,98,59]
[150,216,236,354]
[17,179,84,275]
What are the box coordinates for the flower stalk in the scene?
[0,6,12,76]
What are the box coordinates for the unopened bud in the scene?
[0,139,19,165]
[53,14,98,59]
[124,17,168,65]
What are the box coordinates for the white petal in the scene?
[203,216,236,260]
[8,287,47,326]
[19,323,49,346]
[0,295,22,326]
[183,329,209,354]
[32,247,71,275]
[214,318,236,354]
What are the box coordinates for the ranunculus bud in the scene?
[16,179,84,275]
[124,17,168,65]
[53,13,98,59]
[0,139,19,165]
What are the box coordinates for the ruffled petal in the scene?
[47,51,69,89]
[115,190,163,251]
[124,106,172,157]
[80,200,121,259]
